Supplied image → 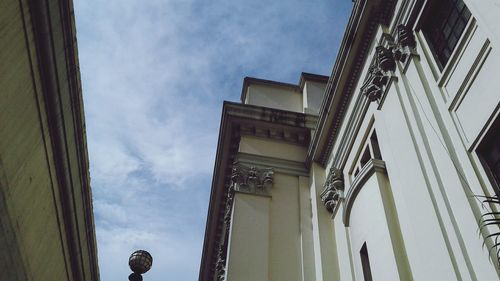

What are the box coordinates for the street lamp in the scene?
[128,250,153,281]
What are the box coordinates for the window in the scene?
[478,115,500,197]
[351,130,382,181]
[360,243,373,281]
[421,0,471,69]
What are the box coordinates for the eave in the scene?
[306,0,397,167]
[27,0,100,279]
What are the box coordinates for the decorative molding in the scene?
[212,162,275,281]
[361,45,396,104]
[320,167,345,214]
[377,45,397,72]
[309,0,398,167]
[226,102,318,130]
[214,242,226,281]
[393,24,417,65]
[360,24,417,107]
[343,159,386,226]
[231,163,274,196]
[361,64,390,102]
[235,153,309,177]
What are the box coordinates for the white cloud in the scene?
[74,0,351,280]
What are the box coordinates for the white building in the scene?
[199,0,500,280]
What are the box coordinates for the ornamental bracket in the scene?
[320,167,345,214]
[230,163,274,196]
[393,24,417,65]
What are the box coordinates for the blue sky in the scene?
[73,1,351,280]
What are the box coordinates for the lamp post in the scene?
[128,250,153,281]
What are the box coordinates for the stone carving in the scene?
[230,163,274,195]
[361,65,389,102]
[270,110,284,122]
[214,243,226,281]
[361,45,397,102]
[361,24,417,103]
[212,163,274,280]
[320,167,345,213]
[393,24,417,63]
[376,46,396,72]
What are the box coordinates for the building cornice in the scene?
[27,0,99,279]
[306,0,397,167]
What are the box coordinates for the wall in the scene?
[303,81,327,115]
[0,0,98,280]
[320,2,500,280]
[245,84,303,113]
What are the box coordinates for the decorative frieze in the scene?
[320,167,345,213]
[230,163,274,195]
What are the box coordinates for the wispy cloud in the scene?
[74,0,351,280]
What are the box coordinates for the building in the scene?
[1,0,99,280]
[199,0,500,280]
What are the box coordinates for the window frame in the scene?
[476,114,500,197]
[419,0,472,70]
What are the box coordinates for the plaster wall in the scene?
[226,193,270,281]
[0,1,69,279]
[239,136,307,162]
[245,84,303,113]
[348,175,400,281]
[303,81,327,115]
[268,173,302,281]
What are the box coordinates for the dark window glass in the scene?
[370,131,382,160]
[421,0,472,69]
[360,243,373,281]
[478,116,500,197]
[360,147,371,167]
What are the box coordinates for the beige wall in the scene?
[226,193,270,281]
[245,84,303,113]
[239,136,307,163]
[303,81,327,115]
[0,0,98,280]
[218,2,500,281]
[324,4,500,280]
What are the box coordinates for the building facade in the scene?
[1,0,99,280]
[200,0,500,280]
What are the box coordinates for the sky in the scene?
[73,1,352,280]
